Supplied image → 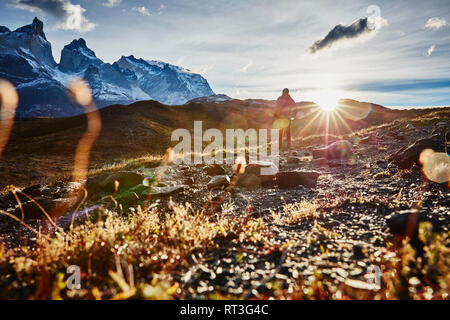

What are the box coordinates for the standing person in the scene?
[274,88,295,149]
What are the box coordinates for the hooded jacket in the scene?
[274,93,295,118]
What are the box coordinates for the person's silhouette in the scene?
[274,88,295,149]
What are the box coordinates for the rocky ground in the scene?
[0,113,448,299]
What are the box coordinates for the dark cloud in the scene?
[307,17,374,54]
[14,0,96,32]
[14,0,67,18]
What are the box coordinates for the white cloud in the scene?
[427,45,436,56]
[158,4,165,15]
[238,61,252,73]
[132,6,151,17]
[191,64,214,75]
[103,0,122,8]
[425,17,448,30]
[14,0,96,33]
[57,2,96,32]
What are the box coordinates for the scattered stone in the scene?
[237,174,262,188]
[203,164,226,176]
[359,135,378,145]
[389,134,445,169]
[312,140,354,160]
[21,184,45,197]
[376,159,388,169]
[237,161,277,188]
[207,175,230,190]
[353,244,365,259]
[287,156,301,164]
[276,171,320,188]
[183,177,195,185]
[150,185,187,196]
[345,278,378,290]
[119,184,187,202]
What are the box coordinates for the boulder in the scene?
[10,194,81,220]
[1,181,84,219]
[86,171,144,198]
[276,171,320,188]
[207,175,230,190]
[237,161,277,188]
[353,244,366,259]
[203,164,226,175]
[388,134,445,169]
[313,140,354,160]
[386,209,438,237]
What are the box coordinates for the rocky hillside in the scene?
[0,106,448,299]
[0,98,446,188]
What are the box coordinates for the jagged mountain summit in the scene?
[0,18,215,117]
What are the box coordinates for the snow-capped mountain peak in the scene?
[14,17,46,39]
[59,38,102,73]
[0,18,215,117]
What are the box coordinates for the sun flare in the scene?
[315,90,342,112]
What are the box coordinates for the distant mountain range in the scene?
[0,17,215,118]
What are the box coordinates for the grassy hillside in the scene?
[0,102,448,299]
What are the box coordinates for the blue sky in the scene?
[1,0,450,107]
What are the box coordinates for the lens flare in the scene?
[234,156,247,174]
[420,149,450,184]
[315,90,341,112]
[419,148,434,165]
[0,80,19,158]
[68,78,93,107]
[50,78,101,218]
[165,147,174,163]
[142,177,151,187]
[273,117,290,129]
[337,100,373,121]
[0,80,18,113]
[67,79,101,183]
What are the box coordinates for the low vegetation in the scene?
[0,108,448,300]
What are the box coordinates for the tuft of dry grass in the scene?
[272,200,319,225]
[2,200,268,299]
[373,170,392,180]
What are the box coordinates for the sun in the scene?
[315,90,342,112]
